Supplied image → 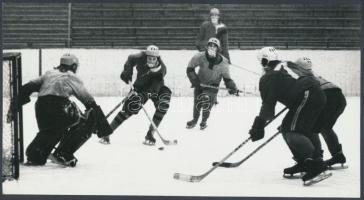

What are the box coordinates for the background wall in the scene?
[4,49,360,96]
[2,3,360,50]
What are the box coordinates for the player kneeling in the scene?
[8,54,112,167]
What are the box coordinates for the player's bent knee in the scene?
[283,132,315,159]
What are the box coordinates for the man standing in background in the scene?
[195,8,231,64]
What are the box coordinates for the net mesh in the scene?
[2,60,15,181]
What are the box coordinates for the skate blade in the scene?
[283,172,304,179]
[143,141,156,146]
[328,164,348,170]
[99,139,110,145]
[186,125,196,129]
[200,126,207,130]
[303,172,332,186]
[47,155,69,168]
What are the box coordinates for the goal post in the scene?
[2,52,24,181]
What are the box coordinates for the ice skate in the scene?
[186,119,197,129]
[99,136,110,145]
[302,158,331,186]
[200,121,207,130]
[48,153,78,167]
[143,129,156,146]
[283,162,305,179]
[325,152,348,170]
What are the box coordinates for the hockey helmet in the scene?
[60,53,79,67]
[295,57,312,71]
[207,37,221,49]
[145,45,160,57]
[257,47,278,63]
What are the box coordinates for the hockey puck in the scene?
[158,147,164,151]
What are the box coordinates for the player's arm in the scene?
[67,75,97,109]
[258,74,278,120]
[186,54,201,88]
[222,66,238,95]
[120,54,138,84]
[67,75,113,137]
[8,76,43,123]
[249,74,278,142]
[18,76,43,106]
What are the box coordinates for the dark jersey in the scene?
[258,62,320,120]
[122,52,167,94]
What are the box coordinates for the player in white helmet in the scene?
[186,37,238,130]
[247,47,330,185]
[100,45,172,146]
[7,53,112,167]
[195,8,231,63]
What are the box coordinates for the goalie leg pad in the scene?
[55,108,97,158]
[26,129,65,165]
[93,105,113,138]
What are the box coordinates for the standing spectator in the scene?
[195,8,231,63]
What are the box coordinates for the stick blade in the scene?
[164,139,178,145]
[212,162,234,168]
[173,173,201,183]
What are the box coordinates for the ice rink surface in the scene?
[3,96,360,198]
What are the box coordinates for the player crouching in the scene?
[249,47,331,185]
[9,54,112,167]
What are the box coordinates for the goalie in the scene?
[8,53,112,167]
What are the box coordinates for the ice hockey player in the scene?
[8,53,112,167]
[248,47,330,185]
[195,8,231,63]
[286,57,347,169]
[100,45,172,146]
[186,37,238,130]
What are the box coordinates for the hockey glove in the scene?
[249,116,266,142]
[228,88,240,96]
[120,71,132,84]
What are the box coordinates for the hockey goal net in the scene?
[2,52,24,182]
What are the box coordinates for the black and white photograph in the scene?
[1,0,361,199]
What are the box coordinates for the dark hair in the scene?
[54,64,77,73]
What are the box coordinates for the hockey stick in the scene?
[211,107,288,167]
[213,131,281,168]
[174,107,288,182]
[200,84,258,96]
[105,100,124,118]
[230,63,261,76]
[105,83,133,118]
[173,137,251,182]
[140,105,178,146]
